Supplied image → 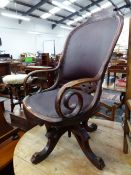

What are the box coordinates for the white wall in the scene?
[0,14,130,58]
[0,16,70,58]
[117,16,130,51]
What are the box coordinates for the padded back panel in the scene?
[61,13,123,81]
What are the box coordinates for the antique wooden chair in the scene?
[23,12,123,170]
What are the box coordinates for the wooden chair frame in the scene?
[23,13,123,170]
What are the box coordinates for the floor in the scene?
[0,83,126,175]
[13,119,131,175]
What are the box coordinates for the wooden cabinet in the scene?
[41,53,50,66]
[0,61,11,77]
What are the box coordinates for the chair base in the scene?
[31,121,105,170]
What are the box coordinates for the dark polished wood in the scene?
[0,62,11,91]
[23,14,124,170]
[24,66,55,93]
[41,53,50,66]
[96,101,116,121]
[25,65,52,73]
[0,61,11,77]
[7,84,24,112]
[31,122,104,170]
[10,109,29,131]
[0,98,12,137]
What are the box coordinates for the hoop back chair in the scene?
[23,12,123,170]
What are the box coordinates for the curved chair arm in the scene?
[55,76,102,119]
[23,66,60,95]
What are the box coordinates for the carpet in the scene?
[101,91,120,102]
[99,89,125,123]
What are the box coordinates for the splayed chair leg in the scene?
[82,121,97,132]
[31,126,67,164]
[31,123,104,170]
[72,125,105,170]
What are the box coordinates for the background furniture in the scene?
[123,18,131,153]
[9,66,54,131]
[0,61,11,94]
[107,62,127,86]
[96,101,117,121]
[0,54,12,61]
[13,119,131,175]
[0,61,11,80]
[25,65,52,73]
[25,66,54,91]
[2,74,28,112]
[10,61,21,74]
[0,97,20,170]
[23,13,123,170]
[41,53,50,66]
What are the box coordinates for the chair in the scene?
[23,12,123,170]
[107,62,127,85]
[2,74,28,112]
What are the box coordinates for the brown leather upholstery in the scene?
[23,12,124,126]
[24,89,93,123]
[61,14,123,81]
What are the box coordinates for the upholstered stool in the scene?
[3,74,27,112]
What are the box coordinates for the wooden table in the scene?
[13,119,131,175]
[25,65,52,73]
[107,64,127,85]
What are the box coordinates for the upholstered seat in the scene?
[2,74,28,112]
[23,12,123,170]
[24,89,94,124]
[3,74,27,84]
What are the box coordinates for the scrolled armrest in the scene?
[55,76,101,118]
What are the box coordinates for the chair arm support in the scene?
[23,67,60,95]
[55,76,101,118]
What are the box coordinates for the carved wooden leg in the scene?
[31,126,67,164]
[9,86,15,112]
[82,121,97,132]
[72,125,105,170]
[123,133,128,153]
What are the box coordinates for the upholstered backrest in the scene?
[60,12,123,81]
